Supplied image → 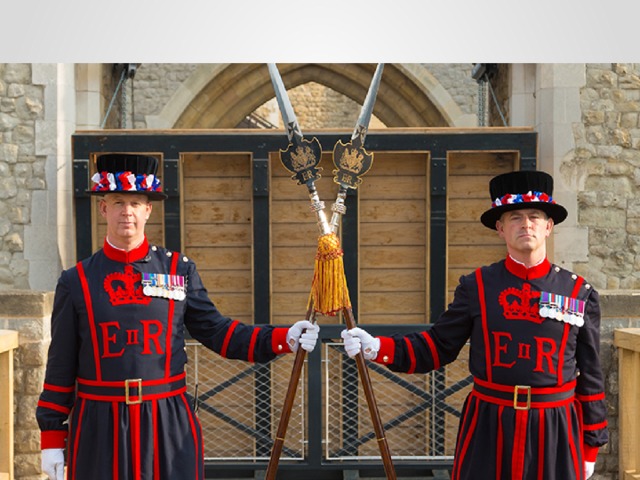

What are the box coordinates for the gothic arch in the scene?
[144,63,476,129]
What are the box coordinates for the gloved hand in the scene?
[584,461,595,479]
[341,327,380,360]
[42,448,65,480]
[286,320,320,352]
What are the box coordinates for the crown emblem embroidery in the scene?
[498,283,541,323]
[104,265,152,306]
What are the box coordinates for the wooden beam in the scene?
[0,330,18,480]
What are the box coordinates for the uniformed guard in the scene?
[342,170,608,480]
[37,153,319,480]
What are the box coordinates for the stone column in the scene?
[26,64,77,289]
[534,64,589,270]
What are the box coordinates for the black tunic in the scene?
[374,256,608,480]
[36,237,291,480]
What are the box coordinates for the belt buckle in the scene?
[513,385,531,410]
[125,378,143,405]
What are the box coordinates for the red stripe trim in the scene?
[77,262,102,381]
[164,253,179,378]
[512,409,528,480]
[576,392,605,402]
[77,385,187,402]
[583,420,608,431]
[181,393,200,480]
[474,377,576,394]
[475,269,492,382]
[153,400,160,480]
[583,444,599,462]
[37,400,71,415]
[40,429,68,449]
[452,394,474,480]
[472,390,574,409]
[130,403,141,480]
[570,276,584,297]
[71,398,86,480]
[43,383,75,393]
[566,404,580,478]
[420,332,440,371]
[454,395,480,480]
[496,406,503,480]
[77,372,186,387]
[112,402,119,480]
[554,276,583,389]
[247,328,260,363]
[220,320,239,358]
[556,323,570,386]
[404,337,417,374]
[537,409,545,480]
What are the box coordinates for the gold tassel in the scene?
[308,233,352,316]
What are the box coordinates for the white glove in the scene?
[341,327,380,360]
[42,448,65,480]
[584,461,595,479]
[286,320,320,352]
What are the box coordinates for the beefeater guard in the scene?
[36,153,320,480]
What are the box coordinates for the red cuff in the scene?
[41,430,68,449]
[272,327,292,355]
[583,444,599,462]
[373,336,395,365]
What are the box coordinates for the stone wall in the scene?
[0,290,53,480]
[566,63,640,291]
[130,63,198,129]
[0,64,45,291]
[427,63,477,116]
[130,63,478,130]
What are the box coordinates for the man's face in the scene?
[99,193,152,247]
[496,208,553,256]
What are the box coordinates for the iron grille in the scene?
[186,339,471,464]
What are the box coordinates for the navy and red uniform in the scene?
[36,237,293,480]
[374,256,608,480]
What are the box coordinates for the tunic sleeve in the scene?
[36,269,80,449]
[183,261,291,363]
[574,287,609,456]
[375,274,474,374]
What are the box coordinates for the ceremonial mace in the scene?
[265,64,396,480]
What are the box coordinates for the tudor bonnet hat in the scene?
[480,170,567,230]
[88,153,168,200]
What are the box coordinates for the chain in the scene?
[121,76,128,128]
[477,79,487,126]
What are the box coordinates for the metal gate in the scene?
[185,325,471,479]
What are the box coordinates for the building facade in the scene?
[1,63,639,479]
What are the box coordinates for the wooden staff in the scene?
[342,307,396,480]
[265,304,314,480]
[266,63,395,479]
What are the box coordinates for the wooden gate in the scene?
[72,128,536,478]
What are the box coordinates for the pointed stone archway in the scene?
[144,63,476,129]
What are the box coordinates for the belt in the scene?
[472,377,576,411]
[77,372,187,405]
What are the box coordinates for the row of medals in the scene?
[538,291,585,327]
[142,273,186,301]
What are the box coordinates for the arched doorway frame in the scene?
[143,63,476,129]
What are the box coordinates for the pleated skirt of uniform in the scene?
[65,393,203,480]
[452,392,585,480]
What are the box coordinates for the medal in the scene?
[539,291,585,327]
[141,273,186,301]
